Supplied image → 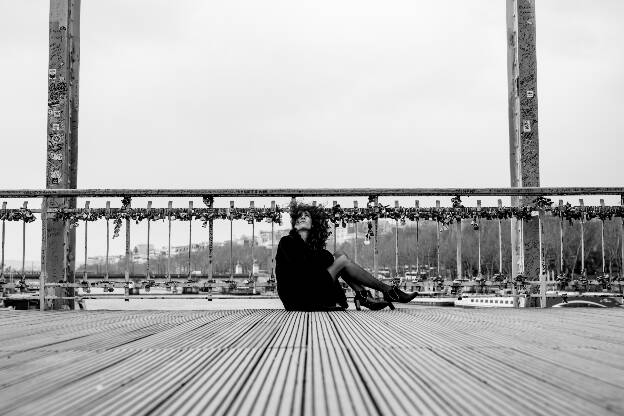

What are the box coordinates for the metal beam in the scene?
[44,0,80,309]
[507,0,540,280]
[2,187,624,199]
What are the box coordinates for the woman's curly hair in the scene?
[289,201,331,251]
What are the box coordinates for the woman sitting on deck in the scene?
[275,201,418,311]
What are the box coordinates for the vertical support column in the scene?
[250,201,255,282]
[477,200,482,278]
[1,202,5,279]
[82,200,89,282]
[559,200,564,274]
[600,199,605,275]
[39,200,47,310]
[270,201,276,279]
[621,195,624,281]
[456,217,462,279]
[507,0,540,281]
[188,201,193,279]
[353,201,358,263]
[498,199,503,275]
[207,197,214,280]
[394,200,399,281]
[372,197,379,283]
[436,200,441,277]
[229,201,234,280]
[44,0,80,309]
[105,201,110,279]
[124,199,131,300]
[538,207,546,307]
[166,201,172,281]
[580,199,585,276]
[415,200,420,278]
[333,201,337,252]
[146,201,152,279]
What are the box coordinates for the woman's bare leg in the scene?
[327,253,391,292]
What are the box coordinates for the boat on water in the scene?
[454,292,623,308]
[455,295,527,308]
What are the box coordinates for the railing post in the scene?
[166,201,172,282]
[436,200,441,278]
[498,199,503,274]
[353,201,358,263]
[83,200,89,282]
[1,202,5,278]
[372,196,379,283]
[394,200,399,281]
[188,201,193,279]
[456,209,462,280]
[124,199,131,300]
[146,201,152,279]
[21,202,27,279]
[415,200,420,280]
[621,195,624,282]
[559,200,564,274]
[207,197,214,281]
[270,201,276,279]
[229,201,234,280]
[477,200,482,278]
[538,206,546,308]
[39,200,47,311]
[250,201,255,284]
[333,201,337,252]
[105,201,110,279]
[580,199,585,276]
[600,199,605,275]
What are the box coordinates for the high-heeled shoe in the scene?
[354,290,395,311]
[383,286,419,303]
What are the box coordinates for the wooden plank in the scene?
[1,309,623,415]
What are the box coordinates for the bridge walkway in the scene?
[0,306,623,415]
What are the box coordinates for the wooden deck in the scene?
[0,306,623,415]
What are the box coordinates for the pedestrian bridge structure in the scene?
[1,306,623,415]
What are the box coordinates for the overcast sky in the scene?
[0,1,622,262]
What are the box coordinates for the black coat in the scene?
[275,230,347,311]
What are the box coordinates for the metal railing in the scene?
[0,187,623,310]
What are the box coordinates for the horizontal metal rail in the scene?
[0,187,623,198]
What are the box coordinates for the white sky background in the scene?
[0,0,622,264]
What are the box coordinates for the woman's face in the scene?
[295,211,312,231]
